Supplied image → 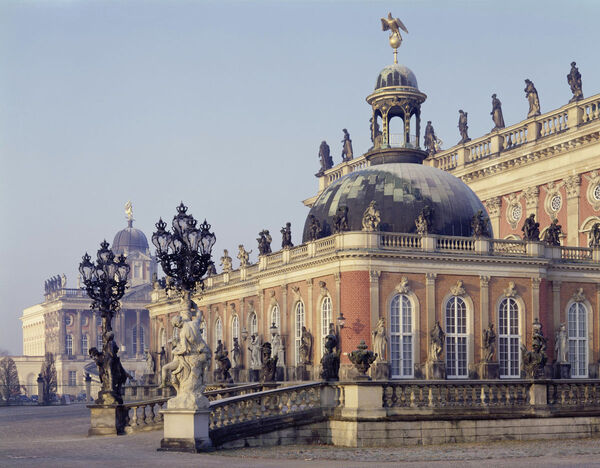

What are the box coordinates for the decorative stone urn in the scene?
[348,340,377,380]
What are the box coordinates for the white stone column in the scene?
[479,276,490,359]
[306,279,313,338]
[565,174,581,246]
[524,186,539,218]
[369,270,380,333]
[58,311,66,355]
[552,281,561,330]
[74,310,82,356]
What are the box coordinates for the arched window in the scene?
[568,302,588,377]
[498,297,520,378]
[159,328,167,348]
[215,318,223,348]
[445,297,468,378]
[81,335,88,354]
[390,294,413,378]
[320,297,332,355]
[97,334,102,349]
[65,334,73,356]
[270,305,280,330]
[249,311,258,336]
[132,326,146,354]
[231,315,239,347]
[295,301,305,365]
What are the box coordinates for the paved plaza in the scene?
[1,404,600,467]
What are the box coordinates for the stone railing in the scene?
[490,239,527,256]
[123,398,167,434]
[122,384,174,401]
[503,124,528,151]
[379,233,421,249]
[436,236,475,252]
[581,96,600,124]
[466,137,492,163]
[547,380,600,407]
[561,246,593,261]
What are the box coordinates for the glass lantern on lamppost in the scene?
[79,240,130,405]
[152,202,216,311]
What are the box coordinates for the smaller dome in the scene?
[375,64,418,90]
[112,220,149,255]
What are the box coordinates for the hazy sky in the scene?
[1,0,599,354]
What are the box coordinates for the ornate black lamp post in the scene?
[152,202,216,303]
[79,240,130,405]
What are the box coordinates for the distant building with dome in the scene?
[147,29,600,385]
[17,207,156,397]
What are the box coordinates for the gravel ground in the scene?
[1,404,599,468]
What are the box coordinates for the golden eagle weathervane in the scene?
[381,12,408,64]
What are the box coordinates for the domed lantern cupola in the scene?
[366,13,427,165]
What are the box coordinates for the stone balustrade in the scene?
[123,398,167,433]
[489,239,527,256]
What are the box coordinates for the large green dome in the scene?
[302,163,490,242]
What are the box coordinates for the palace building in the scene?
[18,213,155,396]
[147,33,600,384]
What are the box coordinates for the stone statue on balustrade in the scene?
[307,215,322,241]
[237,245,251,268]
[280,222,293,249]
[524,79,541,118]
[257,230,272,255]
[370,116,382,149]
[333,206,349,233]
[206,262,217,277]
[521,318,547,379]
[320,328,340,381]
[555,323,568,364]
[483,323,496,363]
[248,334,262,381]
[144,350,155,384]
[429,320,445,362]
[316,141,333,176]
[259,342,278,383]
[544,219,562,246]
[348,340,376,380]
[220,249,233,273]
[372,318,388,363]
[491,94,505,130]
[299,326,313,365]
[567,61,583,103]
[214,340,233,384]
[471,210,490,238]
[522,214,540,241]
[159,302,212,410]
[415,205,433,235]
[231,338,242,369]
[458,110,470,144]
[341,128,353,161]
[362,201,381,232]
[589,223,600,248]
[424,121,440,156]
[270,328,285,369]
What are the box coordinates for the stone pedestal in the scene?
[37,375,44,405]
[295,365,309,381]
[88,404,127,436]
[275,366,285,382]
[231,367,241,383]
[159,408,213,453]
[249,369,260,382]
[478,362,500,379]
[371,362,390,380]
[425,360,446,380]
[341,384,385,419]
[554,362,571,379]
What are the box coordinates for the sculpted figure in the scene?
[415,205,433,235]
[429,320,445,362]
[544,219,562,246]
[320,328,340,381]
[248,334,262,370]
[299,326,313,365]
[370,116,382,149]
[333,206,349,233]
[341,129,353,161]
[555,323,568,364]
[471,210,490,238]
[424,121,438,156]
[524,79,541,118]
[491,94,505,130]
[362,201,381,232]
[259,342,278,383]
[206,262,217,276]
[308,215,322,241]
[231,337,242,369]
[567,61,583,102]
[483,323,496,362]
[458,110,470,144]
[280,222,293,249]
[371,317,388,363]
[522,214,540,241]
[380,12,409,41]
[588,223,600,247]
[521,318,547,379]
[220,249,232,272]
[214,341,233,383]
[317,141,333,175]
[144,351,155,377]
[257,230,272,255]
[89,331,131,405]
[270,329,285,367]
[237,245,251,267]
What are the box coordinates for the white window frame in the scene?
[68,370,76,386]
[249,311,258,336]
[81,334,88,354]
[568,302,588,378]
[215,317,223,349]
[445,297,468,379]
[231,315,239,348]
[390,294,414,378]
[295,301,305,365]
[320,296,332,356]
[498,297,520,378]
[270,305,280,330]
[65,334,73,356]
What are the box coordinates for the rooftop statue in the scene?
[308,215,322,241]
[362,201,381,232]
[219,249,232,272]
[522,214,540,241]
[257,230,272,255]
[471,210,490,238]
[236,245,251,267]
[317,141,333,176]
[125,200,134,222]
[458,110,470,144]
[341,129,353,162]
[380,12,408,61]
[567,61,583,103]
[491,94,505,130]
[424,121,439,156]
[333,206,349,233]
[415,205,433,235]
[544,218,562,246]
[280,222,293,249]
[589,223,600,247]
[524,79,541,118]
[370,116,382,149]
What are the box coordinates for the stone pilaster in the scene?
[281,284,288,366]
[334,273,341,322]
[58,311,66,355]
[306,279,313,337]
[136,309,141,357]
[531,277,542,321]
[74,310,82,356]
[369,270,381,333]
[425,273,437,355]
[552,281,561,330]
[565,174,581,246]
[523,186,539,217]
[485,197,501,237]
[479,275,490,361]
[259,291,265,337]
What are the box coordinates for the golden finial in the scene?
[125,200,134,227]
[380,12,408,64]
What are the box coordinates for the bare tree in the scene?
[40,352,57,404]
[0,357,21,403]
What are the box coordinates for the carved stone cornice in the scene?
[395,277,410,294]
[450,280,466,297]
[564,174,581,198]
[485,197,501,217]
